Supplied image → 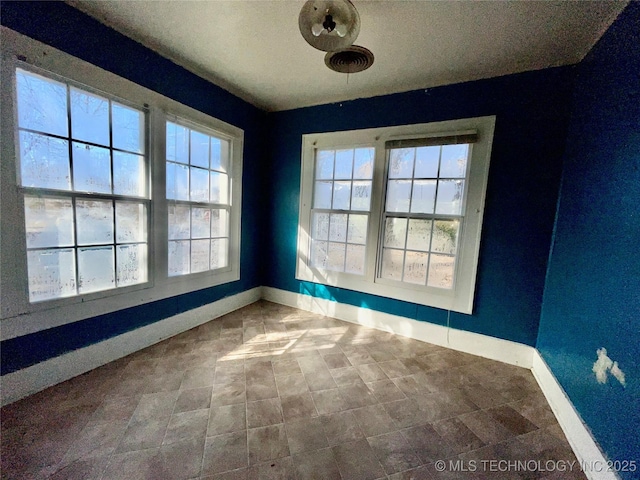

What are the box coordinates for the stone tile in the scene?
[458,409,515,444]
[246,377,279,402]
[311,389,347,415]
[293,447,341,480]
[401,424,457,463]
[173,386,212,413]
[163,409,208,444]
[275,373,309,397]
[248,424,290,465]
[284,417,328,454]
[280,393,318,422]
[330,366,362,386]
[509,393,559,428]
[432,417,485,454]
[130,391,179,422]
[383,398,426,429]
[487,404,539,436]
[304,369,338,391]
[387,465,434,480]
[208,403,247,435]
[351,404,397,437]
[89,395,141,423]
[211,381,246,406]
[355,363,388,382]
[116,416,170,453]
[49,455,110,480]
[332,439,386,480]
[180,367,216,389]
[247,398,284,428]
[366,379,407,403]
[367,431,422,474]
[320,411,365,446]
[247,456,296,480]
[338,382,377,409]
[202,432,248,476]
[322,353,352,369]
[378,360,412,378]
[272,359,302,377]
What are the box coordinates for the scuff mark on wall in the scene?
[592,348,626,387]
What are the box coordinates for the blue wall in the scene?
[0,1,267,374]
[538,3,640,475]
[265,67,576,346]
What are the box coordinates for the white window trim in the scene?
[296,116,495,314]
[0,27,243,340]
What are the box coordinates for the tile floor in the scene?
[1,300,586,479]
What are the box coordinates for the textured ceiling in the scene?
[68,0,628,112]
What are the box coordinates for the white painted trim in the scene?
[0,287,261,406]
[261,287,534,368]
[531,350,618,480]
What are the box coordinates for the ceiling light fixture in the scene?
[298,0,361,52]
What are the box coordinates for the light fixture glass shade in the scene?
[299,0,360,52]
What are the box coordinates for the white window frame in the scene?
[0,27,243,339]
[296,116,495,314]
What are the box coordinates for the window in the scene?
[166,121,232,276]
[297,117,495,313]
[16,68,148,302]
[1,29,243,334]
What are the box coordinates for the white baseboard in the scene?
[0,287,261,406]
[261,287,534,368]
[531,351,618,480]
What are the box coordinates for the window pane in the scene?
[112,103,144,153]
[435,180,465,215]
[327,242,346,271]
[191,239,210,273]
[210,172,228,204]
[211,238,228,269]
[190,130,209,168]
[76,199,114,245]
[347,214,367,244]
[168,240,190,276]
[114,152,146,197]
[431,220,459,254]
[166,162,189,200]
[116,202,146,243]
[345,244,365,275]
[72,142,111,194]
[385,180,411,213]
[311,240,328,269]
[191,167,210,202]
[380,248,403,281]
[427,254,455,289]
[404,251,428,285]
[316,150,334,180]
[329,213,347,242]
[116,244,147,286]
[27,248,76,302]
[168,205,190,240]
[332,181,351,210]
[166,122,189,164]
[439,144,468,178]
[191,207,211,238]
[406,219,432,252]
[78,246,115,293]
[353,148,374,179]
[70,88,109,146]
[384,217,407,248]
[211,209,228,238]
[334,149,353,179]
[351,181,371,211]
[312,212,330,241]
[24,196,74,248]
[410,180,436,214]
[314,181,332,209]
[414,146,439,178]
[16,69,68,137]
[19,131,70,190]
[389,148,414,178]
[210,137,229,172]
